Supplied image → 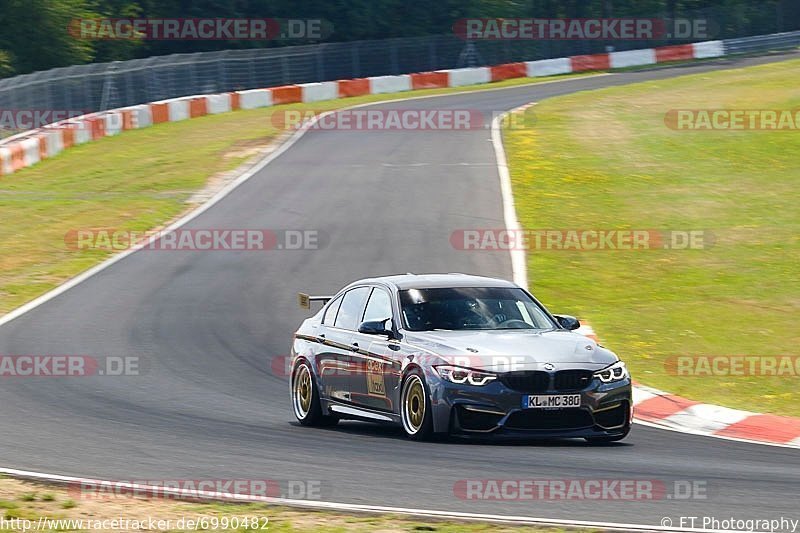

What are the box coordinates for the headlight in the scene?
[435,365,497,386]
[594,361,628,383]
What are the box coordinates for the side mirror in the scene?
[358,319,394,337]
[554,314,580,331]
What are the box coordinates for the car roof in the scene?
[350,273,519,290]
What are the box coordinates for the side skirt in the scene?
[325,400,401,425]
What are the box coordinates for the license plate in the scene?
[522,394,581,409]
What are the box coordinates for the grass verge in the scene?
[0,73,590,316]
[0,478,583,532]
[505,58,800,416]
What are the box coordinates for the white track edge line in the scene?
[491,107,529,289]
[0,468,762,533]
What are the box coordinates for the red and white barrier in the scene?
[299,82,338,103]
[445,67,491,87]
[149,97,191,123]
[123,104,153,129]
[71,120,92,145]
[104,111,124,136]
[238,89,272,109]
[693,40,725,59]
[270,85,303,105]
[337,78,371,98]
[0,40,731,179]
[167,98,190,122]
[490,63,527,82]
[20,137,41,167]
[0,146,12,176]
[655,44,695,63]
[610,48,656,69]
[206,93,232,115]
[526,57,572,77]
[410,72,449,89]
[369,75,412,94]
[42,128,64,158]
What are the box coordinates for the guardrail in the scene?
[0,27,797,140]
[723,30,800,55]
[0,34,701,125]
[0,40,725,178]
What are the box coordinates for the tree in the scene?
[0,0,98,75]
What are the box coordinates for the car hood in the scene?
[403,329,618,371]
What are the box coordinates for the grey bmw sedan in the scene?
[290,273,632,442]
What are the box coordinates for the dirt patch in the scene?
[185,131,292,207]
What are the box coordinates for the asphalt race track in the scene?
[1,53,799,529]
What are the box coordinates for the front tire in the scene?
[400,369,434,440]
[292,360,338,427]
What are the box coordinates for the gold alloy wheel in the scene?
[293,364,313,419]
[402,375,426,434]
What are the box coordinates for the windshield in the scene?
[399,287,556,331]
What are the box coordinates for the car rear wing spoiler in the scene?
[297,293,333,310]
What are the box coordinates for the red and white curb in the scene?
[632,382,800,447]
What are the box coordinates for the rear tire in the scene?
[400,369,434,440]
[292,360,338,427]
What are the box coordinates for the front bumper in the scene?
[429,372,632,439]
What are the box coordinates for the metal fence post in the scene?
[315,46,325,81]
[281,54,290,84]
[217,53,228,93]
[352,41,360,77]
[390,41,399,74]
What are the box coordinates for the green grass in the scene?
[59,499,76,509]
[181,506,578,532]
[505,59,800,416]
[0,72,590,316]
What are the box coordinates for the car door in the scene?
[348,286,403,412]
[313,293,352,403]
[325,286,370,404]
